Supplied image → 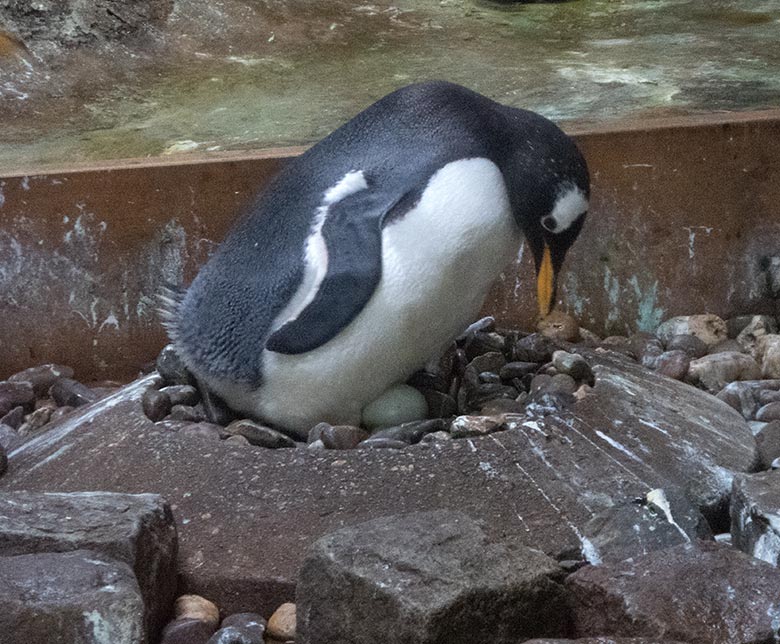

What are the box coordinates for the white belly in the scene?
[214,158,523,434]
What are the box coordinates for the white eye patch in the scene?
[543,185,588,233]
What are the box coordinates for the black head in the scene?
[498,116,590,318]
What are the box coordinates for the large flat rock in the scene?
[2,351,756,615]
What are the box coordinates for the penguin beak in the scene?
[536,243,555,318]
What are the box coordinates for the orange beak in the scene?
[537,243,554,317]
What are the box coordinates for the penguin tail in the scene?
[157,282,185,340]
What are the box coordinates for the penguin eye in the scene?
[541,215,558,233]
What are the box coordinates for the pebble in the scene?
[8,364,74,397]
[321,425,369,450]
[362,384,428,430]
[755,421,780,469]
[599,335,635,357]
[267,603,296,641]
[174,594,220,628]
[666,333,708,358]
[0,443,7,477]
[578,327,602,346]
[549,373,578,395]
[449,415,504,438]
[727,315,773,338]
[49,378,97,408]
[707,339,744,355]
[537,310,579,342]
[421,390,458,418]
[736,315,777,355]
[456,316,495,343]
[687,352,762,393]
[308,422,331,444]
[207,625,263,644]
[156,344,193,385]
[758,334,780,378]
[467,352,506,375]
[161,384,201,407]
[499,361,538,380]
[168,404,207,423]
[221,612,267,635]
[224,420,296,449]
[225,434,250,447]
[160,617,216,644]
[478,371,502,384]
[49,405,74,423]
[142,388,172,422]
[17,406,54,436]
[756,402,780,422]
[551,350,593,383]
[656,314,728,348]
[759,389,780,405]
[307,439,325,450]
[0,405,24,430]
[371,419,446,444]
[511,333,556,363]
[479,398,526,415]
[0,381,35,416]
[463,331,505,361]
[653,350,690,381]
[420,430,453,443]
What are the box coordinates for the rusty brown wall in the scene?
[1,113,779,381]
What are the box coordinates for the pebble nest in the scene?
[2,312,780,467]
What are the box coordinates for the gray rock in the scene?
[456,316,495,343]
[307,422,331,444]
[449,415,505,438]
[371,419,446,445]
[142,388,173,422]
[550,373,578,394]
[161,385,201,407]
[758,334,780,378]
[17,405,54,436]
[420,430,452,443]
[731,471,780,566]
[320,425,369,450]
[499,361,539,380]
[296,510,570,644]
[221,612,267,636]
[224,420,296,448]
[0,491,177,639]
[421,389,458,418]
[0,381,34,417]
[599,336,635,358]
[479,397,527,415]
[736,315,777,356]
[0,549,144,644]
[478,371,502,384]
[50,405,75,423]
[512,333,557,363]
[0,424,22,452]
[715,379,780,420]
[0,443,6,477]
[759,389,780,405]
[665,333,708,358]
[8,364,75,398]
[49,378,98,408]
[467,351,507,376]
[464,331,506,361]
[652,350,690,381]
[756,421,780,469]
[584,487,712,564]
[156,344,193,385]
[756,401,780,422]
[656,314,728,348]
[0,405,24,429]
[160,617,216,644]
[169,404,207,423]
[687,352,761,393]
[552,351,594,383]
[466,382,517,410]
[567,541,780,644]
[207,626,263,644]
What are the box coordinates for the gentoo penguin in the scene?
[165,81,589,436]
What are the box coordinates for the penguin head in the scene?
[504,132,590,318]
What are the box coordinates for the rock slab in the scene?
[0,490,177,639]
[731,471,780,566]
[296,510,570,644]
[0,549,145,644]
[566,541,780,644]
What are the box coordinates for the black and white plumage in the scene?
[167,81,589,436]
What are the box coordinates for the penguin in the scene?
[165,81,589,437]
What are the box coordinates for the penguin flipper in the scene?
[265,188,403,355]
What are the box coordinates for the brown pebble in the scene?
[654,350,690,381]
[160,616,216,644]
[18,406,54,436]
[49,378,97,408]
[267,603,296,641]
[169,404,207,423]
[180,423,222,442]
[0,381,35,416]
[175,594,220,628]
[321,425,369,450]
[161,384,201,407]
[8,364,74,397]
[225,434,251,447]
[537,310,580,342]
[756,402,780,423]
[142,388,172,422]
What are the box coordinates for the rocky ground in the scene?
[1,311,780,643]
